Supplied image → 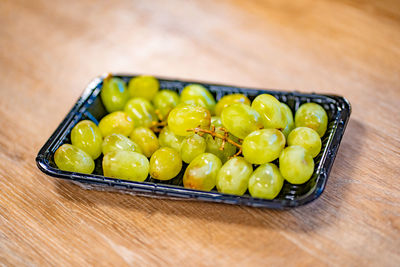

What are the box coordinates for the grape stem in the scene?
[151,109,168,132]
[187,126,243,158]
[104,73,113,82]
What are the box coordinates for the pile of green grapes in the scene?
[54,75,329,200]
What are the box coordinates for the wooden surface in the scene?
[1,0,399,266]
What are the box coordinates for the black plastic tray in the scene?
[36,74,351,209]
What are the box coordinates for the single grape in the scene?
[149,147,182,180]
[183,153,222,191]
[54,144,94,174]
[295,103,328,137]
[248,163,284,200]
[129,127,159,157]
[98,111,134,137]
[152,90,180,119]
[124,97,157,128]
[103,150,149,182]
[180,84,216,114]
[168,105,211,136]
[180,134,207,164]
[242,129,285,164]
[287,127,322,158]
[102,133,142,155]
[216,157,253,196]
[100,76,130,113]
[279,146,314,184]
[280,103,295,140]
[251,94,287,130]
[71,120,103,159]
[215,94,250,116]
[205,128,237,163]
[158,126,184,151]
[221,103,263,139]
[128,75,159,101]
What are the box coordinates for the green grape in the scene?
[71,120,103,159]
[242,129,285,164]
[180,84,216,114]
[183,153,222,191]
[152,90,180,118]
[149,147,182,180]
[280,103,295,140]
[54,144,94,174]
[248,163,284,200]
[180,134,207,164]
[168,105,211,136]
[100,76,130,113]
[130,127,159,157]
[211,116,222,127]
[216,157,253,195]
[221,103,263,139]
[124,97,157,128]
[251,94,287,130]
[128,75,159,101]
[287,127,321,158]
[158,126,184,151]
[215,94,250,116]
[279,146,314,184]
[295,103,328,137]
[205,128,237,163]
[98,111,134,137]
[102,133,142,155]
[103,150,149,182]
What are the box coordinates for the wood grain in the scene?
[1,0,399,266]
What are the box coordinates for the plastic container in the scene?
[36,74,351,209]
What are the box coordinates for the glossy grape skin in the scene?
[279,146,314,184]
[168,105,211,136]
[221,103,263,139]
[215,94,251,116]
[124,97,157,128]
[54,144,94,174]
[251,94,287,130]
[102,133,142,155]
[295,103,328,137]
[152,90,180,118]
[216,157,253,196]
[98,111,134,137]
[158,126,184,152]
[149,147,182,180]
[181,98,208,109]
[103,150,149,182]
[100,77,130,113]
[180,84,216,114]
[205,128,237,163]
[242,129,285,164]
[287,127,321,158]
[128,75,159,101]
[248,163,284,200]
[180,134,207,164]
[280,103,295,140]
[129,127,160,157]
[183,153,222,191]
[211,116,222,127]
[71,120,103,159]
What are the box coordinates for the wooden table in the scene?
[1,0,399,265]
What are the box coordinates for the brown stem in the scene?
[104,73,113,82]
[150,121,167,133]
[187,126,242,154]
